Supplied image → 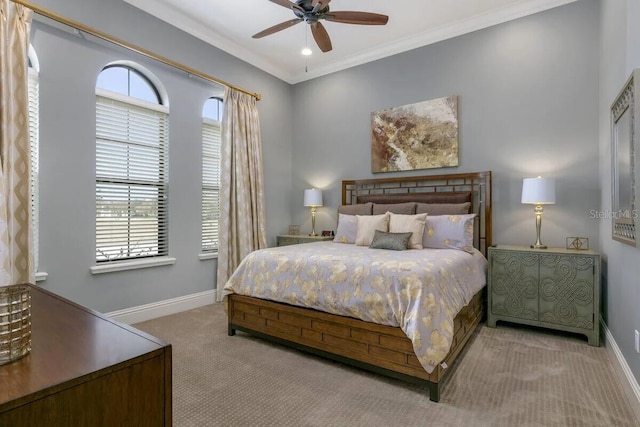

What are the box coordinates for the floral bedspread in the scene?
[223,241,487,373]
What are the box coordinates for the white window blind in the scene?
[202,118,221,253]
[96,90,169,262]
[28,69,39,270]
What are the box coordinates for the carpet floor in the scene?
[134,304,639,427]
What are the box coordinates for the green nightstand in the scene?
[487,245,600,346]
[276,234,333,246]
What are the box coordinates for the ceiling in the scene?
[123,0,578,84]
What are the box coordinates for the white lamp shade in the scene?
[304,188,323,207]
[521,177,556,205]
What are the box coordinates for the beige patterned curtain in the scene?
[0,0,35,285]
[216,88,267,302]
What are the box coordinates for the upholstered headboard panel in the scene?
[356,192,471,205]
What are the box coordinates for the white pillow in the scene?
[388,212,427,249]
[422,214,476,253]
[333,214,357,244]
[355,213,390,246]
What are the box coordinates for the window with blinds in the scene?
[201,117,221,253]
[28,68,39,270]
[95,88,169,262]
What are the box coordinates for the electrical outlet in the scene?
[635,330,640,353]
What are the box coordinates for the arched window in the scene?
[202,96,223,121]
[95,63,169,262]
[28,45,40,272]
[96,65,160,103]
[201,97,222,253]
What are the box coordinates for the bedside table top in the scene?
[278,234,333,239]
[489,245,598,256]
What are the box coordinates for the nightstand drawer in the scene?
[277,236,300,246]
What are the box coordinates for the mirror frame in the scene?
[611,69,640,246]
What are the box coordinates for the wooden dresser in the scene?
[487,245,600,346]
[0,284,172,426]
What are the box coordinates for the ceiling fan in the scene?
[252,0,389,53]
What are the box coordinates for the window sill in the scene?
[198,252,218,260]
[90,257,176,275]
[35,271,48,282]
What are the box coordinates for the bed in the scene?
[225,171,492,402]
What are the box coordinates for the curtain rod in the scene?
[12,0,262,101]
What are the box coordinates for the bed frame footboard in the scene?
[227,289,484,402]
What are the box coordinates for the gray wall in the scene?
[29,1,639,389]
[290,1,600,254]
[29,0,293,312]
[599,0,640,384]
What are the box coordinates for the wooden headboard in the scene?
[341,171,492,255]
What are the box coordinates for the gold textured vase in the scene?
[0,284,32,365]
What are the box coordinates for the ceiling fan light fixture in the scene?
[301,47,312,56]
[254,0,389,53]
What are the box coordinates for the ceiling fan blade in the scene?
[268,0,304,13]
[311,22,332,52]
[252,18,303,39]
[324,11,389,25]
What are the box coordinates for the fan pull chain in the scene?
[305,25,309,73]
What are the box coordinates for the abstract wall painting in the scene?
[371,95,458,173]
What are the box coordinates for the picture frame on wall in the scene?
[370,96,459,173]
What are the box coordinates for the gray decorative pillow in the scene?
[338,203,373,216]
[369,230,413,251]
[372,202,416,215]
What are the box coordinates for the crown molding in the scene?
[122,0,296,82]
[124,0,578,85]
[288,0,580,83]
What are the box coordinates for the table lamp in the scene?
[304,188,323,237]
[521,176,556,249]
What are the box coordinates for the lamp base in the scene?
[309,206,318,237]
[530,208,548,250]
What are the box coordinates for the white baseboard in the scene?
[601,318,640,421]
[105,289,217,325]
